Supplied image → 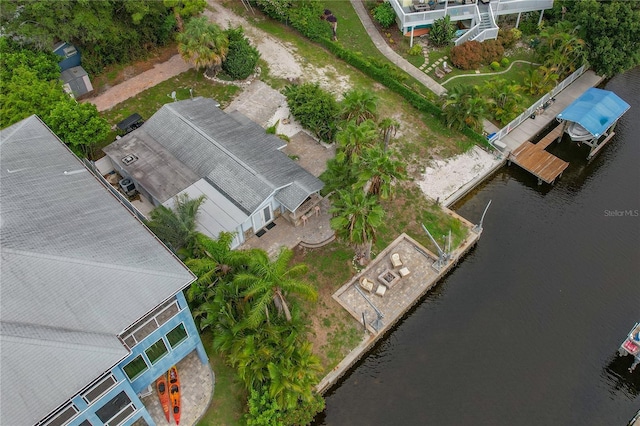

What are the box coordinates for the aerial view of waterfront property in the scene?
[1,0,638,425]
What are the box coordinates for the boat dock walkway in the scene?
[499,71,604,153]
[509,124,569,185]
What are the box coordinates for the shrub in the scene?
[450,40,483,70]
[288,1,331,41]
[222,27,260,80]
[497,28,516,49]
[490,61,500,71]
[481,40,504,64]
[429,15,457,47]
[407,44,423,56]
[501,57,510,67]
[372,2,396,29]
[255,0,291,21]
[283,83,339,142]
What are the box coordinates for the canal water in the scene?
[315,67,640,425]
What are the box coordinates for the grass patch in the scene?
[197,333,247,426]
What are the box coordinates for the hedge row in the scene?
[316,37,490,148]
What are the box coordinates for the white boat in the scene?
[566,121,593,141]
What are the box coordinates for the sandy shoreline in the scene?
[419,146,504,205]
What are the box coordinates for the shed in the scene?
[61,66,94,98]
[53,41,81,71]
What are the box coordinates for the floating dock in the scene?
[509,124,569,185]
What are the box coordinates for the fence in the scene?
[488,65,587,145]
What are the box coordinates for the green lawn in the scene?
[196,334,247,426]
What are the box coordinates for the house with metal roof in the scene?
[0,116,209,426]
[103,97,324,249]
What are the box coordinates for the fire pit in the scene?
[378,269,400,289]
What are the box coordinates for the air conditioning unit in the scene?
[119,178,136,196]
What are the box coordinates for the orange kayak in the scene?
[168,365,181,425]
[156,374,170,422]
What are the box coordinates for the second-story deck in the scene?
[390,0,553,44]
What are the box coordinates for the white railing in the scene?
[455,23,480,45]
[491,0,553,15]
[489,64,588,144]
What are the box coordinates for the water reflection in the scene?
[603,353,640,398]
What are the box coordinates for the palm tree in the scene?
[354,147,407,199]
[378,117,400,152]
[335,119,378,164]
[329,190,385,263]
[482,79,523,125]
[177,16,229,77]
[233,248,317,329]
[441,85,487,132]
[341,88,378,124]
[146,193,205,257]
[185,233,252,306]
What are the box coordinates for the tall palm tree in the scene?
[177,16,229,77]
[481,78,523,125]
[329,190,385,263]
[354,147,407,199]
[378,117,400,152]
[146,193,205,257]
[233,248,317,329]
[341,88,379,124]
[335,119,378,164]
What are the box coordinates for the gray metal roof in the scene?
[165,179,248,242]
[0,116,196,425]
[106,98,323,216]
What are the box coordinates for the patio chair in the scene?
[435,67,446,79]
[359,277,374,293]
[375,284,387,297]
[443,62,453,74]
[391,253,403,268]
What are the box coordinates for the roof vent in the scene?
[122,154,138,165]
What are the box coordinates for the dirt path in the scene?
[86,54,192,112]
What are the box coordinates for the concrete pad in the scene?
[224,80,285,127]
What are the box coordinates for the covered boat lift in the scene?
[556,88,630,160]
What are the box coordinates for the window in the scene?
[39,403,78,426]
[145,338,168,364]
[123,355,148,381]
[166,323,188,348]
[82,374,117,403]
[121,298,180,348]
[262,206,272,223]
[96,391,134,425]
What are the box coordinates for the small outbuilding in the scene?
[61,65,94,98]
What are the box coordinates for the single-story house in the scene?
[103,97,324,249]
[0,116,209,426]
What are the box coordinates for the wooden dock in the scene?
[510,124,569,185]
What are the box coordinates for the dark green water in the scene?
[316,67,640,425]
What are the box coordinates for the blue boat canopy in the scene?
[556,88,630,138]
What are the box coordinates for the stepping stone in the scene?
[443,56,448,60]
[475,70,480,74]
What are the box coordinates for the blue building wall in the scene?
[64,292,207,426]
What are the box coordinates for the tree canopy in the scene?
[177,16,229,77]
[0,0,190,73]
[568,0,640,77]
[0,40,109,157]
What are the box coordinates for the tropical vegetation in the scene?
[0,39,109,157]
[177,16,230,77]
[147,195,326,425]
